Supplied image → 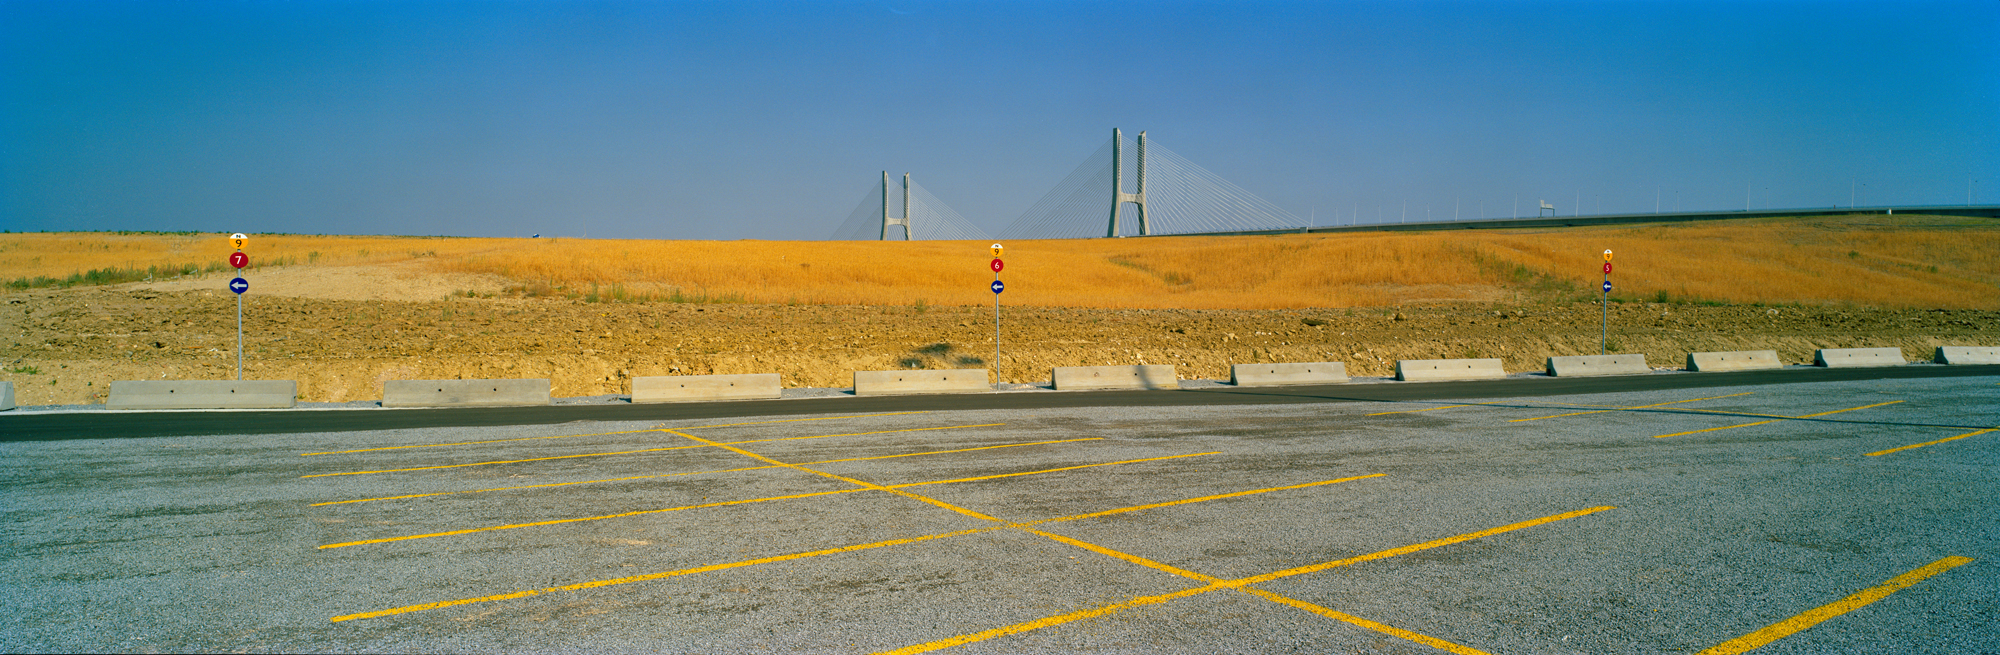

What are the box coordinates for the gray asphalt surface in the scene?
[3,374,1994,653]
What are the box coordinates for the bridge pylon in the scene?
[1107,128,1149,237]
[881,171,912,240]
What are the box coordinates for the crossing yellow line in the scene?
[328,473,1384,622]
[1511,392,1752,422]
[312,438,1102,506]
[301,423,1003,478]
[316,451,1215,549]
[1697,556,1973,654]
[1367,404,1475,416]
[880,506,1615,654]
[299,411,928,456]
[1652,401,1902,439]
[1866,428,1997,457]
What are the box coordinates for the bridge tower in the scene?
[1107,129,1149,237]
[881,171,912,240]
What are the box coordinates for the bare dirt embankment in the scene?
[4,274,1994,405]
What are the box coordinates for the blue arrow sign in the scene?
[230,277,249,294]
[991,280,1005,294]
[1601,280,1612,293]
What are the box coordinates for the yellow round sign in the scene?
[1602,249,1613,262]
[990,243,1004,258]
[230,233,249,250]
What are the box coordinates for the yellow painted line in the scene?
[1366,404,1474,416]
[317,487,869,549]
[882,506,1613,654]
[300,423,1003,478]
[664,429,1006,522]
[1653,401,1903,439]
[330,525,995,623]
[1024,528,1222,582]
[896,452,1217,489]
[1034,474,1385,525]
[329,473,1383,621]
[316,448,1206,549]
[1697,555,1973,655]
[300,411,928,456]
[1234,505,1617,585]
[1866,428,1997,457]
[312,438,1101,506]
[1237,587,1491,655]
[1020,526,1479,653]
[1511,392,1753,423]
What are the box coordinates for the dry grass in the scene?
[4,214,1995,309]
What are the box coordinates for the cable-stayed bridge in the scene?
[1003,129,1301,239]
[830,129,1300,241]
[829,172,989,241]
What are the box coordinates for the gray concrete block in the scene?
[1814,347,1906,368]
[1686,350,1783,372]
[382,379,551,407]
[853,369,990,396]
[1545,354,1650,377]
[632,374,781,403]
[107,380,297,410]
[1053,365,1178,391]
[1394,358,1506,382]
[1229,362,1349,387]
[1,381,12,411]
[1936,346,2000,365]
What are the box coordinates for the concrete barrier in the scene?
[106,380,297,410]
[1545,354,1650,377]
[1394,359,1506,382]
[1229,362,1349,387]
[1936,346,2000,365]
[1,381,12,411]
[1686,350,1783,372]
[1814,347,1906,368]
[853,369,990,396]
[632,374,781,403]
[1054,365,1178,391]
[382,379,550,408]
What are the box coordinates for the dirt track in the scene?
[4,277,1994,405]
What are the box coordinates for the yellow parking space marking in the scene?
[330,525,997,623]
[313,438,1102,506]
[665,428,1008,522]
[316,451,1216,549]
[1652,401,1902,439]
[329,473,1384,622]
[882,506,1615,654]
[300,411,928,456]
[301,423,1003,478]
[1016,528,1480,651]
[1367,404,1476,416]
[1866,427,1997,457]
[1511,392,1753,423]
[1238,587,1489,655]
[1697,556,1973,655]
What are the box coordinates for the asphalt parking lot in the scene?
[3,374,1994,653]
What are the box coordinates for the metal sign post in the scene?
[229,233,250,380]
[1600,249,1613,355]
[990,243,1004,386]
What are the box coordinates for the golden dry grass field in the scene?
[6,213,1996,310]
[3,213,1997,405]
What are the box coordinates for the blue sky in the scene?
[3,0,1995,240]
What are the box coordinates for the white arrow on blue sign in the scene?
[991,280,1005,294]
[230,277,249,294]
[1601,280,1612,293]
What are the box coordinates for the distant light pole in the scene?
[1514,194,1519,219]
[1656,187,1661,214]
[1576,190,1581,217]
[1851,180,1856,209]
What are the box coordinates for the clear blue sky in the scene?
[4,0,1996,239]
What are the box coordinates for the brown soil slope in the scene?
[4,284,1993,405]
